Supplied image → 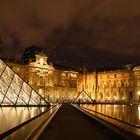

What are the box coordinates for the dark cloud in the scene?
[44,22,139,68]
[0,0,140,68]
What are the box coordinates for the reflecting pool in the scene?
[0,107,48,135]
[81,104,140,127]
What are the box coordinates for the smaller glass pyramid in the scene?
[0,59,49,106]
[73,90,94,104]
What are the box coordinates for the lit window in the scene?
[39,58,44,65]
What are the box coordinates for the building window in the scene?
[82,85,84,90]
[61,73,66,77]
[100,93,103,99]
[129,91,133,99]
[121,81,124,87]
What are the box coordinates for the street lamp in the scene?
[57,95,59,103]
[114,96,117,102]
[50,95,53,103]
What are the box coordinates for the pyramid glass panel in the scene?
[1,72,12,86]
[2,96,14,105]
[10,81,20,95]
[74,90,94,103]
[18,90,30,104]
[4,66,15,78]
[22,82,31,96]
[0,68,3,76]
[0,91,4,104]
[13,75,23,87]
[16,97,26,105]
[0,59,49,106]
[6,88,18,104]
[31,90,41,104]
[0,79,8,94]
[29,98,38,105]
[0,59,6,71]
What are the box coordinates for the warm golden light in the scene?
[114,96,117,100]
[138,106,140,120]
[4,51,140,104]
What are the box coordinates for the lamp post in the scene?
[114,96,117,103]
[50,95,53,103]
[57,95,59,103]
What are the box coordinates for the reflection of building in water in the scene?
[4,47,140,103]
[82,104,140,126]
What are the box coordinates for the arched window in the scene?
[40,76,44,85]
[113,82,116,88]
[129,91,133,100]
[121,92,125,100]
[121,81,124,87]
[100,92,103,99]
[82,85,84,90]
[113,92,117,100]
[106,92,109,98]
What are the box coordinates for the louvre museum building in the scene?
[1,46,140,104]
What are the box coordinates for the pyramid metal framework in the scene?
[73,90,94,103]
[0,59,49,106]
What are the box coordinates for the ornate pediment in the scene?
[29,53,54,70]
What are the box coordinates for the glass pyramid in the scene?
[0,59,49,106]
[73,90,94,104]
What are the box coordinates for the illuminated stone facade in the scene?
[134,66,140,102]
[5,52,140,104]
[7,53,78,103]
[79,68,140,103]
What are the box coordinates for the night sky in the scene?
[0,0,140,69]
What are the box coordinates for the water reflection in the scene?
[0,107,48,135]
[81,104,140,127]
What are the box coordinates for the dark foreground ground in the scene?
[38,103,126,140]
